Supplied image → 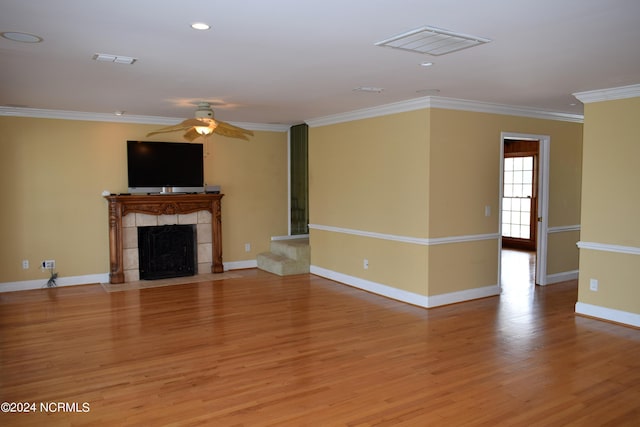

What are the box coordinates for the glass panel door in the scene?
[502,156,535,245]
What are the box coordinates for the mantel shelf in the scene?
[104,193,224,284]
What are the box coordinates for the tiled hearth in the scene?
[122,211,212,283]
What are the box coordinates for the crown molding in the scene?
[305,96,583,127]
[305,98,430,127]
[0,106,290,132]
[428,97,583,123]
[573,83,640,104]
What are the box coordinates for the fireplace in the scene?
[138,224,197,280]
[104,194,224,284]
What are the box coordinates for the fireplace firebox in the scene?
[138,224,197,280]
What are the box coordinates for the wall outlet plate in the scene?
[42,260,56,269]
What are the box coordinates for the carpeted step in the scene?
[257,238,310,276]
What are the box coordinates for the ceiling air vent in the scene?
[375,25,490,56]
[92,53,137,65]
[353,86,384,93]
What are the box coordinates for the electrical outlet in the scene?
[245,243,251,252]
[22,260,29,269]
[42,260,56,269]
[363,259,369,270]
[589,278,598,291]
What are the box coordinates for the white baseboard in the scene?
[0,273,110,293]
[575,302,640,328]
[310,265,499,308]
[224,260,257,270]
[310,265,429,307]
[545,270,579,285]
[427,284,501,307]
[0,261,258,293]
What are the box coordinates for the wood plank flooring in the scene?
[1,269,639,426]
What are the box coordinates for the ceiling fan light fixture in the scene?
[147,102,252,141]
[194,102,215,119]
[195,126,213,135]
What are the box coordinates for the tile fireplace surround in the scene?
[104,194,223,284]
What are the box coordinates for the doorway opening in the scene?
[502,140,539,251]
[289,123,309,236]
[499,133,549,292]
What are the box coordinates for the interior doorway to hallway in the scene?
[290,124,309,236]
[502,139,539,252]
[499,133,550,291]
[500,249,536,296]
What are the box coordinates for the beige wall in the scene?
[0,116,288,287]
[310,111,430,237]
[309,110,431,296]
[578,97,640,315]
[428,109,582,291]
[547,230,581,276]
[310,106,582,300]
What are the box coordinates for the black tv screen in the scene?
[127,141,204,193]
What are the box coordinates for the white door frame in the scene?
[499,132,550,286]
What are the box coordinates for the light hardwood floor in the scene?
[1,268,639,426]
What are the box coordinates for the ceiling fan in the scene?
[146,102,254,141]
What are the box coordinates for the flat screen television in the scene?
[127,140,204,194]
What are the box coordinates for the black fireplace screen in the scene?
[138,224,197,280]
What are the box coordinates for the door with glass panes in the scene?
[502,140,539,251]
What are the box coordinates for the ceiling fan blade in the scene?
[146,126,186,137]
[213,120,254,140]
[183,127,200,142]
[182,118,210,127]
[146,119,209,137]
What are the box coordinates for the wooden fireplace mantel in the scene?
[105,193,224,284]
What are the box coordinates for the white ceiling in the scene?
[1,0,639,126]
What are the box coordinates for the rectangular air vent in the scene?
[375,25,490,56]
[92,53,137,64]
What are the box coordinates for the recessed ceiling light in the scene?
[1,31,43,43]
[191,22,211,30]
[420,61,434,67]
[114,111,125,116]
